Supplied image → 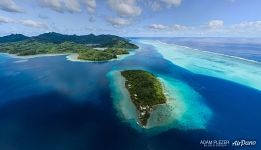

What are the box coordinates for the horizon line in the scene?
[1,32,261,39]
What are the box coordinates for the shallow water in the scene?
[0,38,260,150]
[108,71,212,132]
[140,40,261,91]
[107,71,139,126]
[147,76,212,130]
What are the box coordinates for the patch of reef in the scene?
[0,32,138,61]
[121,70,167,127]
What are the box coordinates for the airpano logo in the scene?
[232,140,256,147]
[200,140,230,147]
[200,139,257,148]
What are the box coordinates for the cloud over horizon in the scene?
[0,0,24,13]
[0,0,261,37]
[108,0,142,17]
[40,0,81,13]
[0,16,14,24]
[208,20,224,29]
[107,17,131,27]
[21,20,49,29]
[0,15,49,30]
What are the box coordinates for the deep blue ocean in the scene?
[0,38,260,150]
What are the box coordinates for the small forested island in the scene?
[121,70,167,127]
[0,32,138,61]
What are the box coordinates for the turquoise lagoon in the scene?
[140,40,261,91]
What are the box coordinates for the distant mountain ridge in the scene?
[0,34,29,43]
[0,32,138,49]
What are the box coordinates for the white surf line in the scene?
[155,40,261,64]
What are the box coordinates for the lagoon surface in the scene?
[0,38,261,150]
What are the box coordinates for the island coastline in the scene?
[0,32,138,62]
[66,51,136,62]
[120,70,167,127]
[108,70,213,131]
[0,51,135,63]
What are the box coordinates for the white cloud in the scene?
[208,20,224,29]
[21,20,48,29]
[106,0,142,26]
[145,0,182,11]
[146,20,261,36]
[230,21,261,33]
[84,0,96,13]
[39,0,63,12]
[160,0,182,6]
[148,24,168,30]
[0,16,14,24]
[108,0,142,17]
[0,16,48,30]
[171,24,188,30]
[203,20,261,36]
[231,21,261,29]
[148,23,188,32]
[39,0,82,13]
[0,0,23,12]
[38,0,97,14]
[107,17,131,27]
[64,0,81,13]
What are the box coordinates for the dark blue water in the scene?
[0,38,260,150]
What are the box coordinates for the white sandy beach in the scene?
[1,53,69,59]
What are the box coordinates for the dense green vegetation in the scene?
[78,48,130,61]
[0,34,29,43]
[30,32,137,48]
[121,70,167,126]
[101,39,138,49]
[78,49,116,61]
[0,32,138,61]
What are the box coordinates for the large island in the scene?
[121,70,167,127]
[0,32,138,61]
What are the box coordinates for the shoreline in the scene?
[66,51,135,62]
[107,71,141,129]
[146,77,182,129]
[0,50,135,63]
[0,52,69,59]
[110,70,172,129]
[147,76,212,130]
[120,71,167,128]
[121,73,144,127]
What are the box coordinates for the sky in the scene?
[0,0,261,37]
